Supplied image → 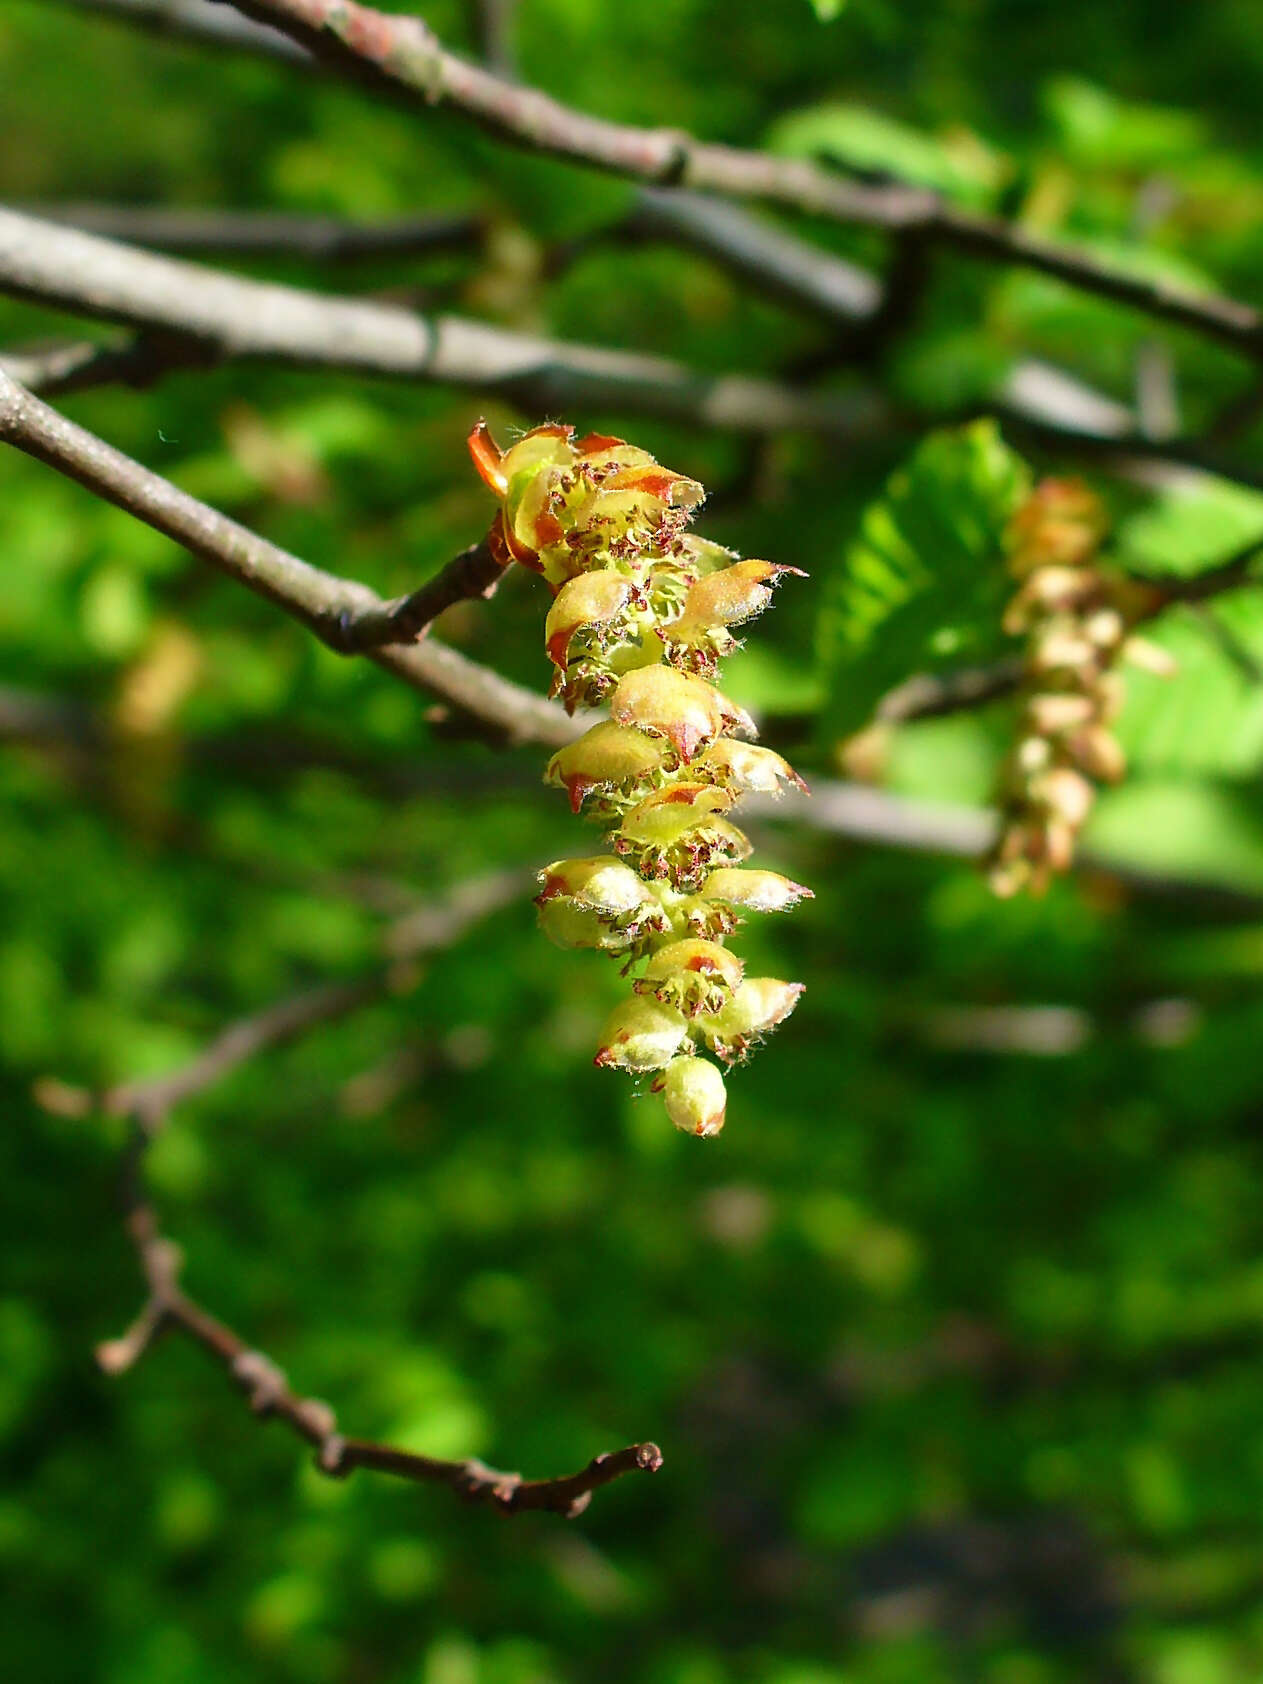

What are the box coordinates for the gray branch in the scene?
[0,364,577,746]
[0,206,880,436]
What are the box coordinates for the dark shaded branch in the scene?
[1158,536,1263,603]
[103,1157,659,1516]
[0,331,217,397]
[469,0,515,75]
[865,542,1263,731]
[0,207,879,436]
[26,204,483,262]
[210,0,1263,360]
[62,0,306,58]
[331,537,505,651]
[625,188,882,324]
[82,861,659,1516]
[875,659,1025,726]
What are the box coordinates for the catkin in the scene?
[470,422,811,1136]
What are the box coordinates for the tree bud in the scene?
[545,724,670,814]
[653,1055,727,1137]
[699,978,804,1062]
[594,996,689,1071]
[610,666,753,761]
[701,868,814,913]
[1031,766,1095,828]
[691,739,807,796]
[635,938,744,1016]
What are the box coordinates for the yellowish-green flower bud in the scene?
[635,937,744,1017]
[691,739,807,797]
[594,996,689,1071]
[699,977,805,1063]
[662,561,807,673]
[652,1055,727,1138]
[545,723,671,814]
[701,867,814,913]
[535,855,668,952]
[610,666,754,763]
[471,418,810,1133]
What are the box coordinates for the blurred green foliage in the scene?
[6,4,1263,1682]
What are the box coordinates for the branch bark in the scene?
[0,364,578,747]
[101,1142,659,1517]
[205,0,1263,360]
[72,864,660,1516]
[0,207,879,437]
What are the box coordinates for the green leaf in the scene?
[1043,77,1207,172]
[1086,778,1263,896]
[806,0,847,18]
[1110,479,1263,778]
[1118,475,1263,580]
[1116,592,1263,778]
[816,421,1030,737]
[766,103,1004,205]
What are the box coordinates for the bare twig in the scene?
[0,365,577,747]
[748,781,1263,908]
[0,331,215,397]
[81,862,658,1516]
[875,659,1025,726]
[101,1151,659,1516]
[624,188,882,324]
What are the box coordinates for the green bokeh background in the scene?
[8,4,1263,1681]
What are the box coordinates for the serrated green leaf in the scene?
[816,421,1030,737]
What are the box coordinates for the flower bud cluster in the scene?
[469,421,811,1137]
[988,478,1171,897]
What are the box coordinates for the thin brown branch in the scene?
[1157,536,1263,603]
[0,207,877,437]
[208,0,1263,361]
[865,542,1263,730]
[105,1168,659,1516]
[26,204,483,262]
[0,365,577,747]
[83,860,659,1518]
[623,188,882,324]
